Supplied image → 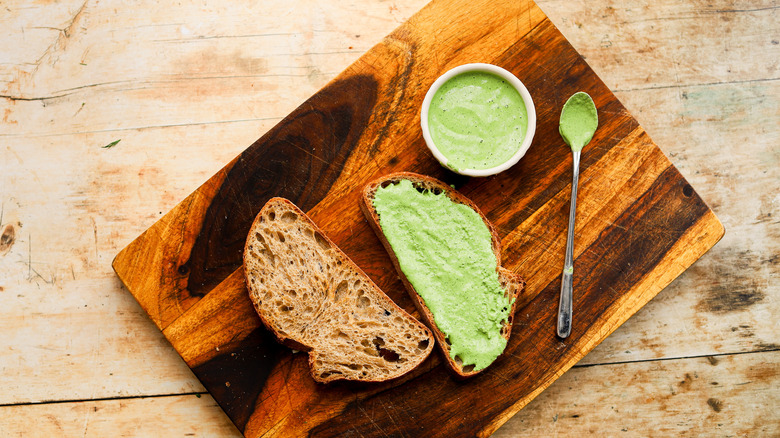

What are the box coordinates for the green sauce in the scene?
[559,91,598,151]
[428,71,528,171]
[373,179,513,371]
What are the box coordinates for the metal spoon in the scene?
[557,92,598,338]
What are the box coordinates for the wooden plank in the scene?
[536,0,780,90]
[0,276,205,405]
[109,0,724,435]
[495,350,780,437]
[0,0,425,138]
[0,0,776,436]
[0,394,240,437]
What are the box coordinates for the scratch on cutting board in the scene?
[286,141,330,165]
[376,397,402,432]
[24,234,53,285]
[27,233,31,278]
[356,402,389,438]
[81,399,92,437]
[90,216,98,260]
[30,0,88,75]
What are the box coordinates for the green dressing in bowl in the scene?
[428,71,528,171]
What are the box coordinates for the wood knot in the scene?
[0,224,16,255]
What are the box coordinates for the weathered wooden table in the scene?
[1,0,777,436]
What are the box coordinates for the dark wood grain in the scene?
[112,0,724,436]
[184,75,378,297]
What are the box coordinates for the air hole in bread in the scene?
[337,331,349,340]
[281,211,297,223]
[320,370,342,379]
[360,339,370,347]
[462,364,476,373]
[314,232,330,251]
[253,233,276,266]
[445,336,452,346]
[356,294,371,309]
[334,280,348,302]
[380,180,395,189]
[432,188,442,195]
[454,355,463,366]
[346,363,362,370]
[378,348,400,362]
[501,318,512,336]
[280,305,292,312]
[268,212,276,221]
[417,339,429,350]
[277,232,286,243]
[372,336,386,348]
[286,289,297,297]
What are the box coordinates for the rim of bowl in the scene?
[420,63,537,177]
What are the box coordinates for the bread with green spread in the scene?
[361,172,525,377]
[243,197,434,383]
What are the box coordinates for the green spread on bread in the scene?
[372,179,513,371]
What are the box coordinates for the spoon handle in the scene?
[558,149,580,338]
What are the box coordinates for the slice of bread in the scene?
[243,197,434,383]
[361,172,525,378]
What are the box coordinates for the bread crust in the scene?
[360,172,526,377]
[243,197,434,383]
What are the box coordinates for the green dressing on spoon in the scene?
[559,91,598,151]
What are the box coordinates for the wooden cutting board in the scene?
[112,0,724,436]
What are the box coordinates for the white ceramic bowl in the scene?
[420,63,536,177]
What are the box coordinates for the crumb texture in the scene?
[244,198,432,383]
